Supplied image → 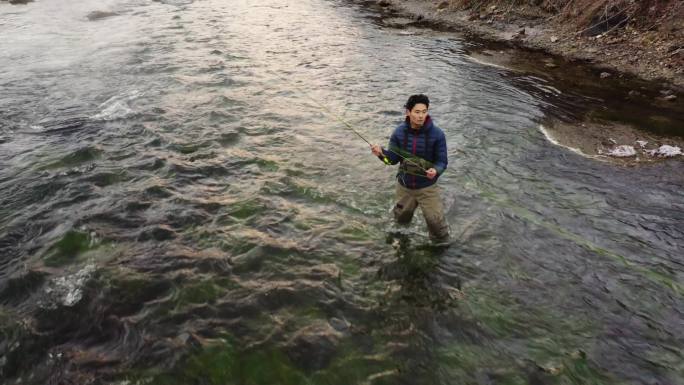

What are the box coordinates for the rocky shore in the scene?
[376,0,684,89]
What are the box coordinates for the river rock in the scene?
[663,94,677,101]
[42,264,97,308]
[606,145,636,157]
[328,317,350,333]
[600,72,611,79]
[550,35,559,43]
[138,225,176,241]
[646,145,682,157]
[87,11,119,21]
[437,0,449,10]
[284,322,341,372]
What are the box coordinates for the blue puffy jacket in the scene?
[379,116,448,189]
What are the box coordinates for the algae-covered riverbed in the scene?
[1,0,683,383]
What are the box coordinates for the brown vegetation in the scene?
[444,0,684,83]
[383,0,683,87]
[452,0,683,35]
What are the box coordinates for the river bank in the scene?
[375,0,684,89]
[367,0,684,163]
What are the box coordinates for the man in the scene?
[371,94,449,244]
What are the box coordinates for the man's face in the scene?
[407,103,428,128]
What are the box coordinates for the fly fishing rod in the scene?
[267,69,430,173]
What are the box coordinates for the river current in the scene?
[1,0,683,384]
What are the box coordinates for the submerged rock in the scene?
[283,322,341,372]
[42,264,96,308]
[86,11,119,21]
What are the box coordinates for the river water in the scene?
[1,0,683,384]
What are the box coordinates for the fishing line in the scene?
[267,69,431,173]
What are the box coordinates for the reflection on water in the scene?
[1,0,683,384]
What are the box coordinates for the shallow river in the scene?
[1,0,683,384]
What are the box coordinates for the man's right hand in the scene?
[371,144,382,157]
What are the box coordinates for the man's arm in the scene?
[371,130,401,165]
[432,132,448,175]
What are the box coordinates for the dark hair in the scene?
[404,94,430,111]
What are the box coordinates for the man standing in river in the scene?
[371,94,450,244]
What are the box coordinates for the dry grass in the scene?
[449,0,684,36]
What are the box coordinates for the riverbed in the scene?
[1,0,683,384]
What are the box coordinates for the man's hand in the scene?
[425,168,437,179]
[371,144,382,157]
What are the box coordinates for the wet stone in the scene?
[231,245,290,274]
[138,225,177,241]
[86,11,119,21]
[283,322,341,372]
[328,317,350,333]
[143,185,173,199]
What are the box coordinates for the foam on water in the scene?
[91,90,143,121]
[42,264,96,308]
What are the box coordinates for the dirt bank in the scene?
[376,0,684,88]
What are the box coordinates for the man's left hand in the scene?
[425,168,437,179]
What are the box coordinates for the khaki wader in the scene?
[393,182,449,242]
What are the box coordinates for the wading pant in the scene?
[393,182,449,242]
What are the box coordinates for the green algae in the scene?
[87,171,129,187]
[43,230,98,267]
[40,146,103,169]
[256,158,279,172]
[174,280,224,306]
[437,284,619,385]
[437,343,527,385]
[461,173,684,296]
[437,342,615,385]
[170,143,202,154]
[311,353,398,385]
[338,223,378,242]
[228,199,266,220]
[127,340,308,385]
